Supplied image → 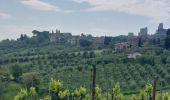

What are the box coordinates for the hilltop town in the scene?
[31,23,167,52]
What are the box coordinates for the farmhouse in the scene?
[114,42,130,52]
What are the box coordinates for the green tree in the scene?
[89,51,96,58]
[79,39,92,47]
[165,29,170,49]
[163,93,169,100]
[32,30,50,43]
[112,83,124,100]
[138,37,142,47]
[11,64,23,81]
[104,37,112,45]
[22,72,40,88]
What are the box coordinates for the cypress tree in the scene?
[165,29,170,49]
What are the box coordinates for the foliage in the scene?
[113,83,124,100]
[58,89,70,99]
[13,88,28,100]
[79,39,92,47]
[22,72,40,88]
[104,37,112,45]
[74,86,87,99]
[163,92,169,100]
[11,64,23,81]
[165,29,170,49]
[41,95,51,100]
[138,37,142,47]
[12,79,170,100]
[95,85,102,99]
[30,86,36,96]
[130,95,137,100]
[138,90,147,100]
[144,83,153,95]
[32,30,50,43]
[49,78,62,92]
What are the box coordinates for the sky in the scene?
[0,0,170,40]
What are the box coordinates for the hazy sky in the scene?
[0,0,170,40]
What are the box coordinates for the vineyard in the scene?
[13,79,170,100]
[1,43,170,99]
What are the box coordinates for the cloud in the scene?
[0,25,33,40]
[63,10,75,14]
[72,0,170,23]
[87,28,112,36]
[20,0,60,12]
[20,0,76,13]
[0,25,65,40]
[0,12,12,19]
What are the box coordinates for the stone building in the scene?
[114,33,139,52]
[114,42,130,52]
[138,27,148,36]
[138,27,148,43]
[128,32,139,47]
[128,32,134,37]
[91,36,105,48]
[128,36,139,47]
[154,23,167,41]
[49,31,105,48]
[67,35,80,46]
[114,38,139,52]
[49,29,72,43]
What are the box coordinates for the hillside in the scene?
[0,28,170,100]
[0,29,170,99]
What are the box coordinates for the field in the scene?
[0,43,170,99]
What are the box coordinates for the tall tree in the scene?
[104,37,112,45]
[165,29,170,49]
[138,37,142,47]
[32,30,50,43]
